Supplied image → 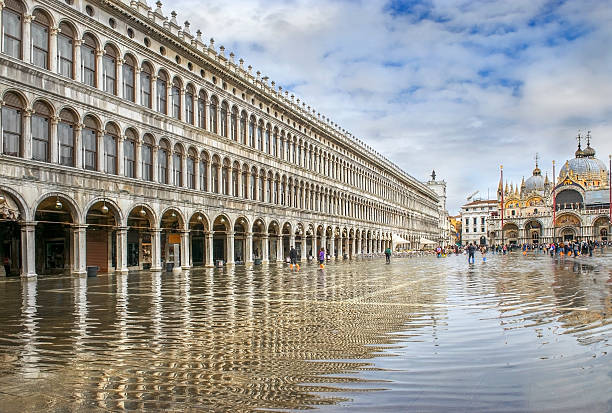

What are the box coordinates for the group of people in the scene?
[287,245,395,270]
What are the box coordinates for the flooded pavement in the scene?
[0,252,610,412]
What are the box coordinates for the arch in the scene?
[268,220,281,235]
[34,192,80,223]
[126,203,157,228]
[83,196,123,225]
[0,185,29,220]
[159,207,186,229]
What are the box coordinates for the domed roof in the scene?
[560,157,607,176]
[582,144,596,157]
[524,174,545,192]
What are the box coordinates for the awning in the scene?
[392,234,410,245]
[419,237,437,245]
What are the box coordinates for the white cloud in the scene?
[169,0,612,213]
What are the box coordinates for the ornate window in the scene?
[158,140,169,184]
[122,54,136,102]
[57,23,75,78]
[230,107,238,141]
[173,144,182,186]
[220,102,228,137]
[82,115,98,171]
[81,34,97,87]
[199,153,208,191]
[58,108,76,166]
[198,91,206,129]
[31,9,50,69]
[102,45,117,95]
[248,116,255,147]
[141,134,153,181]
[171,78,181,120]
[104,123,119,174]
[124,129,137,178]
[1,92,23,157]
[2,0,24,59]
[185,85,194,125]
[156,71,168,115]
[31,100,51,162]
[186,150,196,189]
[140,63,152,108]
[257,121,263,151]
[240,111,247,144]
[209,96,218,133]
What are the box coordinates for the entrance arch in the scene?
[189,212,209,267]
[555,213,581,242]
[592,216,609,242]
[127,204,156,270]
[252,218,266,263]
[268,220,281,262]
[525,220,542,244]
[34,194,79,274]
[281,222,292,261]
[85,199,121,274]
[212,214,230,264]
[160,208,185,270]
[0,188,27,276]
[234,217,249,263]
[502,223,519,245]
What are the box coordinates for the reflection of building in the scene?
[425,171,452,246]
[489,134,610,245]
[460,199,498,246]
[0,0,441,277]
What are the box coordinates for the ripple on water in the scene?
[0,251,610,412]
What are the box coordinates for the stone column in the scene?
[49,27,58,73]
[181,230,191,269]
[23,14,32,63]
[73,39,82,81]
[116,58,124,99]
[151,228,162,271]
[245,232,253,264]
[300,238,307,262]
[152,145,159,182]
[193,155,200,191]
[351,237,356,259]
[206,233,214,267]
[289,234,296,253]
[226,231,235,265]
[50,116,59,163]
[179,88,186,121]
[181,154,187,188]
[96,128,104,172]
[330,236,335,260]
[320,235,326,257]
[207,161,213,193]
[22,110,32,159]
[117,135,125,176]
[134,66,141,104]
[262,235,269,263]
[357,237,362,256]
[277,235,284,262]
[135,138,142,179]
[150,75,158,111]
[71,224,87,276]
[116,227,129,274]
[21,222,37,278]
[74,123,83,169]
[95,50,104,91]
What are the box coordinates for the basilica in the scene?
[489,133,610,245]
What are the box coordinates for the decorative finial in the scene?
[431,170,436,181]
[576,131,582,150]
[586,130,591,147]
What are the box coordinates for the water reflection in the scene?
[0,252,609,412]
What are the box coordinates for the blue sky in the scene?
[169,0,612,213]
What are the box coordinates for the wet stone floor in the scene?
[0,251,610,412]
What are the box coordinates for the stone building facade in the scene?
[0,0,441,277]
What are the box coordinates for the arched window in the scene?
[171,78,181,120]
[102,44,117,95]
[82,115,98,170]
[104,123,119,174]
[185,85,194,125]
[273,129,278,157]
[122,54,136,102]
[158,139,169,184]
[58,108,76,166]
[220,102,228,137]
[31,9,50,69]
[222,159,229,195]
[32,100,51,162]
[230,107,238,141]
[280,135,285,160]
[2,0,25,59]
[198,91,206,129]
[257,121,263,151]
[57,22,75,78]
[140,62,152,108]
[265,125,271,154]
[248,116,255,147]
[1,92,23,157]
[141,134,153,181]
[81,33,97,87]
[186,149,196,189]
[200,152,208,191]
[124,129,137,178]
[273,177,279,204]
[209,96,218,133]
[156,71,168,115]
[173,144,182,186]
[266,173,271,202]
[242,166,248,199]
[240,111,247,144]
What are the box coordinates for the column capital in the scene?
[50,27,59,36]
[23,14,33,23]
[21,221,37,228]
[114,226,129,232]
[181,229,190,234]
[152,228,163,234]
[73,39,83,46]
[96,49,105,58]
[51,116,60,125]
[71,224,89,230]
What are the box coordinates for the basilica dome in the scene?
[524,174,545,192]
[560,143,607,177]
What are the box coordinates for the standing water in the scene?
[0,251,610,412]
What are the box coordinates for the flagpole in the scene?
[500,165,504,246]
[609,155,611,233]
[552,160,556,243]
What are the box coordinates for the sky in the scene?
[168,0,612,214]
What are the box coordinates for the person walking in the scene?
[318,248,326,269]
[385,246,392,263]
[289,246,299,271]
[467,243,475,264]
